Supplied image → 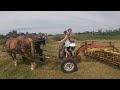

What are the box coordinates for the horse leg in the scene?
[26,53,37,71]
[35,45,40,54]
[36,44,43,56]
[8,52,18,67]
[30,61,37,71]
[30,59,37,71]
[13,53,18,67]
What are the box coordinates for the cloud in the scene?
[0,11,120,35]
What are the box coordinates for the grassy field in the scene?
[0,36,120,79]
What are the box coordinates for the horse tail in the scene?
[2,43,6,52]
[28,38,35,58]
[2,37,9,52]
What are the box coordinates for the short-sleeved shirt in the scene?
[64,33,76,47]
[65,39,71,47]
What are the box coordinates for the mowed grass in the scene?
[0,38,120,79]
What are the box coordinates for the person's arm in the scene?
[68,33,77,41]
[68,34,72,38]
[59,35,68,44]
[68,33,75,38]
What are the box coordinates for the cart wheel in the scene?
[60,58,78,73]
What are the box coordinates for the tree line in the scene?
[1,28,120,39]
[76,28,120,36]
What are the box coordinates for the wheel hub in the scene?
[64,62,74,71]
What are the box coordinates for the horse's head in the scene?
[39,38,46,46]
[37,33,47,45]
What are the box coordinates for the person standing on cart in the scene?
[59,29,76,58]
[67,28,76,50]
[59,30,71,58]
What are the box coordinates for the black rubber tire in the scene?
[60,58,78,73]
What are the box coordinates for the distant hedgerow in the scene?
[53,35,64,41]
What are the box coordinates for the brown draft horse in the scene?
[3,35,36,71]
[26,33,46,61]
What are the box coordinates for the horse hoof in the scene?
[14,63,18,67]
[31,68,34,71]
[15,65,18,67]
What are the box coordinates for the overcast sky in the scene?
[0,11,120,35]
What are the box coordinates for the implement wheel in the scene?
[60,58,78,73]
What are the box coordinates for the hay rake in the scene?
[77,41,120,66]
